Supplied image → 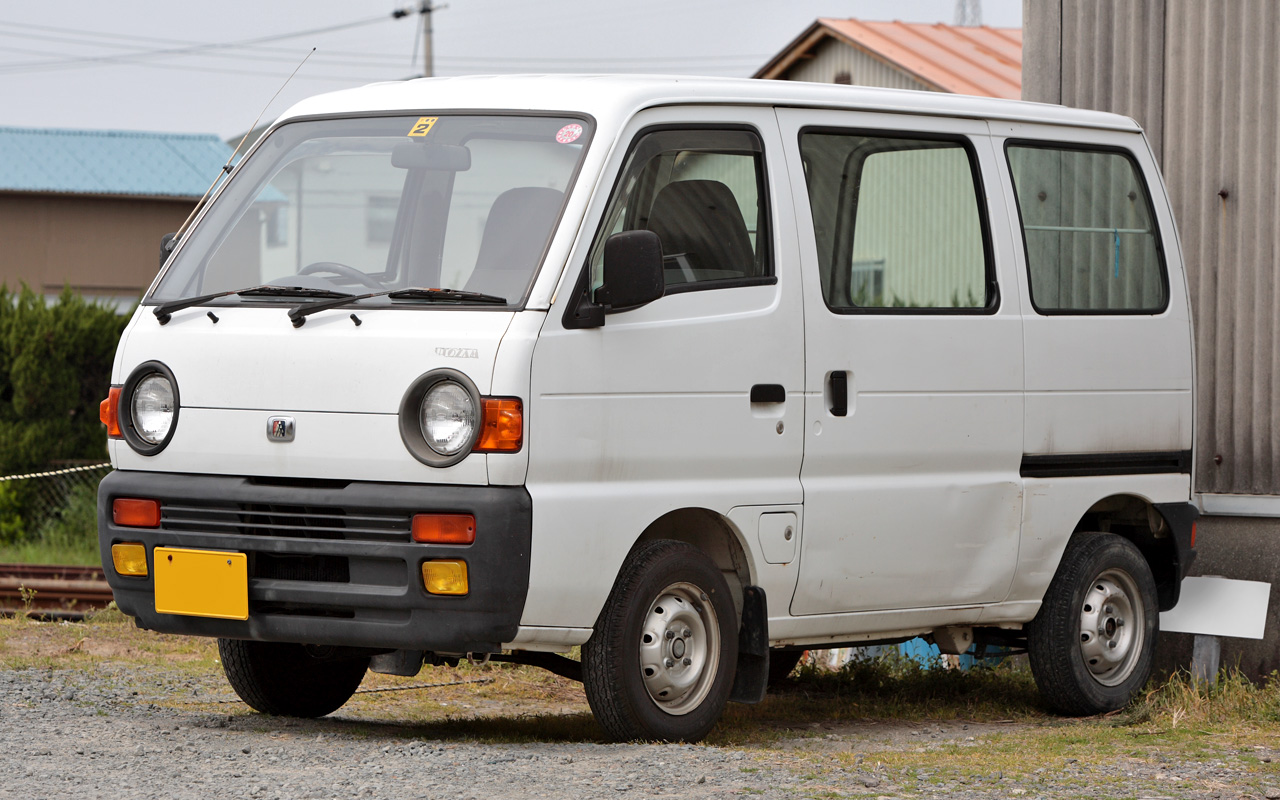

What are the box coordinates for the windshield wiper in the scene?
[287,287,508,328]
[153,285,353,325]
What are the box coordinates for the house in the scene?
[0,127,236,310]
[754,18,1022,99]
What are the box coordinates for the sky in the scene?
[0,1,1021,139]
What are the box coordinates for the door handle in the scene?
[750,384,785,404]
[828,372,848,417]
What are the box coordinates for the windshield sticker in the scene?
[407,117,438,137]
[555,124,584,144]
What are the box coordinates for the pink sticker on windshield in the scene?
[555,124,584,144]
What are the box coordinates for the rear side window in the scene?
[799,130,993,312]
[1006,143,1167,314]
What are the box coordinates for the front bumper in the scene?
[98,471,532,653]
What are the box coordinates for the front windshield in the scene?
[150,114,592,306]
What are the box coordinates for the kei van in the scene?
[98,75,1197,742]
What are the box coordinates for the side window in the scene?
[1007,143,1167,313]
[799,131,991,311]
[588,128,772,295]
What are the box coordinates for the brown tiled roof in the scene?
[755,18,1022,100]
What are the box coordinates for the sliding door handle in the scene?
[829,372,848,416]
[750,384,786,404]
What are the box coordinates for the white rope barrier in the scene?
[0,463,111,483]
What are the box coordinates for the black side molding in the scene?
[1020,450,1192,479]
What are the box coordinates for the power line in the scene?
[0,14,392,74]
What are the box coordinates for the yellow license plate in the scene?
[154,547,248,620]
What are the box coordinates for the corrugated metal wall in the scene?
[1023,0,1280,495]
[783,38,934,92]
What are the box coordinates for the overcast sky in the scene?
[0,1,1021,139]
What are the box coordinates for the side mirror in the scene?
[597,230,664,311]
[160,232,178,267]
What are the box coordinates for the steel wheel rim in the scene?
[1078,567,1145,687]
[638,582,720,716]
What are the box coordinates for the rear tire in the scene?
[218,639,369,718]
[582,540,738,742]
[1027,534,1158,715]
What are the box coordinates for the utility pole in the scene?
[954,0,982,26]
[420,2,434,78]
[393,2,446,78]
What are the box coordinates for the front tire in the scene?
[218,639,369,718]
[1027,534,1158,715]
[582,540,738,742]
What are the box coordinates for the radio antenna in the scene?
[169,47,317,244]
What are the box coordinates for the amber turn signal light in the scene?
[422,560,468,595]
[100,386,122,438]
[476,397,522,453]
[112,498,161,528]
[111,543,148,577]
[412,514,476,545]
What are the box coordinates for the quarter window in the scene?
[1007,143,1167,313]
[799,131,992,311]
[588,128,772,295]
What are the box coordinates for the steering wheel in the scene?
[299,261,385,292]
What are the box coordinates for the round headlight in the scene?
[120,361,179,455]
[420,381,476,455]
[132,374,175,444]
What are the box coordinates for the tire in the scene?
[767,650,803,687]
[582,540,738,742]
[218,639,369,718]
[1027,533,1158,716]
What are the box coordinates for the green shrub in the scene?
[0,285,128,543]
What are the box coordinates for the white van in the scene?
[98,75,1197,742]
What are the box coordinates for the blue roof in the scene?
[0,127,235,198]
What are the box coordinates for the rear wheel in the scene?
[218,639,369,718]
[1027,534,1158,715]
[582,540,738,742]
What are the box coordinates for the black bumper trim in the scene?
[98,471,532,653]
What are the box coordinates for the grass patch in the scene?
[0,482,99,565]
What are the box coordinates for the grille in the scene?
[160,502,411,542]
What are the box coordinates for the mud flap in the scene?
[729,585,768,704]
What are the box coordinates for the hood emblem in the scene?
[267,416,295,443]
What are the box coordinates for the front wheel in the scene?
[218,639,369,718]
[1027,533,1158,715]
[582,540,738,742]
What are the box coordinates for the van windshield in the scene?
[150,114,592,307]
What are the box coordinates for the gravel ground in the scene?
[2,656,1279,799]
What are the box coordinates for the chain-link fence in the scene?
[0,462,110,537]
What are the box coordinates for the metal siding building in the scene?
[1023,1,1280,501]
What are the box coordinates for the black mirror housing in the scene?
[160,232,178,268]
[598,230,664,311]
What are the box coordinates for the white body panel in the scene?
[522,104,805,629]
[108,75,1195,654]
[776,109,1025,616]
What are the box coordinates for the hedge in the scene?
[0,285,129,474]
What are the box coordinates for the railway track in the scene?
[0,562,114,616]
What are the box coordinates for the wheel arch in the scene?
[632,507,756,623]
[1072,493,1188,611]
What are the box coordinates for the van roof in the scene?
[277,74,1141,133]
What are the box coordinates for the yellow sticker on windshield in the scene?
[407,116,438,137]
